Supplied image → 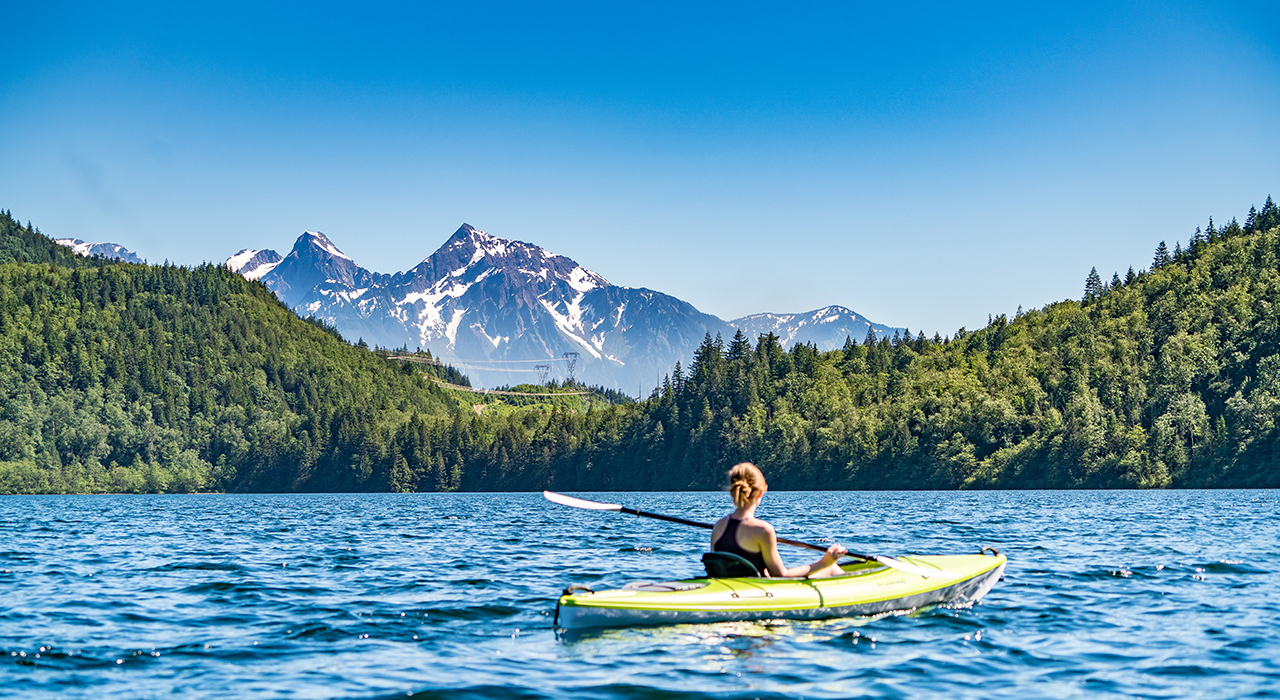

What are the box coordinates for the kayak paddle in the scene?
[543,491,941,578]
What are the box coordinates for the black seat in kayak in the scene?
[702,552,761,578]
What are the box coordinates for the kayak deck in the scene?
[556,552,1006,630]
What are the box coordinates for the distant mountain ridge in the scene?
[730,306,898,351]
[223,224,902,392]
[54,238,145,264]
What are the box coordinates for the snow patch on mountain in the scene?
[225,249,283,281]
[473,324,508,348]
[444,309,467,347]
[54,239,145,264]
[568,266,602,293]
[226,249,261,271]
[244,261,280,281]
[538,293,603,359]
[303,231,352,261]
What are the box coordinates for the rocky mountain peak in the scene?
[448,223,483,241]
[295,231,352,260]
[407,224,609,295]
[222,223,898,391]
[259,231,373,307]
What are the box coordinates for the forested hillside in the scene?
[0,212,98,267]
[437,198,1280,490]
[0,210,466,493]
[5,198,1280,493]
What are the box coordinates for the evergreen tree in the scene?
[1259,195,1280,229]
[1257,196,1279,234]
[1111,272,1122,289]
[1125,266,1137,285]
[842,336,859,364]
[1084,267,1103,301]
[726,329,750,363]
[1153,241,1171,269]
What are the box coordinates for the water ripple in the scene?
[1,490,1278,698]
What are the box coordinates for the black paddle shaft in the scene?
[618,506,874,563]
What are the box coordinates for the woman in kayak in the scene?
[711,462,848,578]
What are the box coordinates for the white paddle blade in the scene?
[543,491,623,511]
[874,555,947,579]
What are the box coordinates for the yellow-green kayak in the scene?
[555,551,1006,629]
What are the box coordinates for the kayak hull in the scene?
[556,553,1006,630]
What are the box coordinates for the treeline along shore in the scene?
[2,199,1280,494]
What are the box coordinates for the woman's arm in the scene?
[758,524,847,578]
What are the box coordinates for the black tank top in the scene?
[713,518,767,573]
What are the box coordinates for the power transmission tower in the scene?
[562,352,580,384]
[535,364,552,385]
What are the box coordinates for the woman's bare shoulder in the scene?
[740,517,775,534]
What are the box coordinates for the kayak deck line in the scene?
[555,551,1007,630]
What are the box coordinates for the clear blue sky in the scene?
[3,1,1278,335]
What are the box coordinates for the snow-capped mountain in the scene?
[226,224,901,392]
[264,232,380,308]
[730,306,898,351]
[229,225,731,391]
[225,249,282,281]
[54,238,145,264]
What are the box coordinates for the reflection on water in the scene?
[0,490,1277,699]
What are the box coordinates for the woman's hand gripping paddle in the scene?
[543,491,942,579]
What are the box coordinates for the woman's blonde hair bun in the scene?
[727,462,767,509]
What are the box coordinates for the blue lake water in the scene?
[1,490,1278,699]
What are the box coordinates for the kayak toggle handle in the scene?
[554,584,595,628]
[981,546,1000,557]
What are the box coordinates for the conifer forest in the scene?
[3,199,1280,493]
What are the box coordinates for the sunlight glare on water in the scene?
[1,490,1278,699]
